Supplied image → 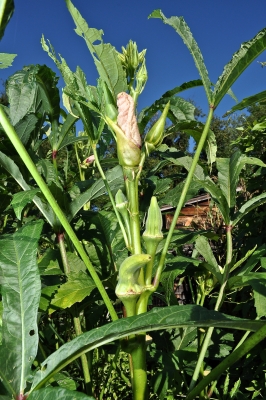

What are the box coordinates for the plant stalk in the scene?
[153,107,214,289]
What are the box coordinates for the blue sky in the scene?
[1,0,266,119]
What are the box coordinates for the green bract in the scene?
[145,101,170,154]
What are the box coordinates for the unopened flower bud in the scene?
[143,196,163,256]
[135,60,148,94]
[145,101,170,154]
[102,81,118,122]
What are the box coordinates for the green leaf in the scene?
[163,155,205,181]
[90,211,127,271]
[0,0,14,41]
[0,221,43,396]
[11,188,40,220]
[238,245,266,276]
[161,79,203,98]
[252,281,266,318]
[138,95,195,133]
[195,236,222,282]
[214,27,266,107]
[193,176,230,224]
[0,52,16,69]
[233,192,266,227]
[28,387,95,400]
[149,10,213,104]
[39,285,59,312]
[30,305,264,391]
[38,249,62,276]
[217,151,266,209]
[224,89,266,117]
[7,65,60,126]
[69,165,124,220]
[65,0,127,97]
[0,150,55,226]
[159,180,200,208]
[50,271,95,312]
[14,114,38,145]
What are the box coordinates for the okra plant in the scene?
[1,0,266,399]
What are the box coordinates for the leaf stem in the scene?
[153,107,214,289]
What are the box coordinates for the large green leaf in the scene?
[30,305,264,391]
[14,114,38,145]
[149,10,213,105]
[0,0,14,41]
[7,65,60,126]
[0,150,55,226]
[217,151,266,209]
[214,27,266,107]
[224,89,266,117]
[68,165,124,220]
[65,0,127,97]
[0,221,43,397]
[28,387,94,400]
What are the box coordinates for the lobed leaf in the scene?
[65,0,127,97]
[149,10,213,104]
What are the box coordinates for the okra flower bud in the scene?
[102,81,118,122]
[135,59,148,95]
[105,92,141,167]
[143,196,163,256]
[145,101,170,154]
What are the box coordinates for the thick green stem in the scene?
[188,225,233,392]
[130,335,148,400]
[0,105,118,322]
[124,167,142,256]
[153,107,214,289]
[186,323,266,400]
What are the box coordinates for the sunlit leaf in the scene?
[65,0,127,97]
[0,0,14,40]
[0,52,16,69]
[224,89,266,116]
[50,271,95,312]
[214,27,266,107]
[149,10,213,104]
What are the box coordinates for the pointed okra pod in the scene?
[145,101,170,155]
[143,196,164,257]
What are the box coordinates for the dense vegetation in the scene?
[1,1,266,399]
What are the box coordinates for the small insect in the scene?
[258,61,266,68]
